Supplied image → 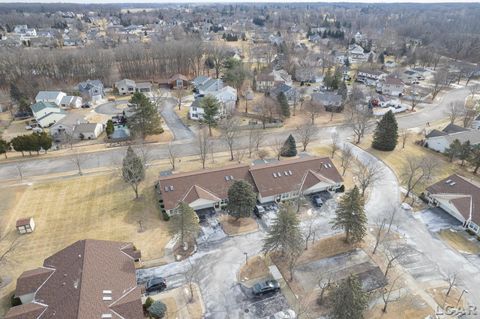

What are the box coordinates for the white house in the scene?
[115,79,136,95]
[30,101,66,128]
[60,95,82,108]
[425,174,480,234]
[35,91,67,106]
[189,86,237,120]
[348,44,368,62]
[72,123,103,140]
[357,69,384,86]
[378,77,405,97]
[424,124,480,153]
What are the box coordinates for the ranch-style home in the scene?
[156,156,343,216]
[424,174,480,234]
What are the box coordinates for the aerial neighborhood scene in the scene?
[2,1,480,318]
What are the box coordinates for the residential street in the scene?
[0,86,472,181]
[350,143,480,307]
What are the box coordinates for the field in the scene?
[0,171,170,316]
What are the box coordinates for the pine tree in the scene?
[281,134,297,157]
[148,300,167,319]
[128,92,163,139]
[106,120,115,137]
[169,202,200,248]
[277,92,290,117]
[262,203,304,256]
[331,186,367,243]
[331,275,368,319]
[0,139,10,159]
[458,141,471,166]
[200,95,220,136]
[226,180,257,220]
[445,139,462,162]
[338,80,348,102]
[122,146,145,199]
[468,144,480,174]
[378,52,385,64]
[36,132,52,153]
[372,110,398,151]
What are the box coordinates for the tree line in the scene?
[3,132,53,157]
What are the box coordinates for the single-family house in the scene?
[169,74,189,89]
[35,91,66,106]
[197,78,224,95]
[471,114,480,130]
[30,101,66,128]
[5,239,143,319]
[348,44,368,62]
[356,69,384,86]
[311,92,343,112]
[255,73,275,92]
[157,156,343,216]
[135,82,152,94]
[378,77,405,97]
[115,79,136,95]
[189,86,237,120]
[270,83,298,104]
[77,79,104,102]
[60,95,82,109]
[424,123,480,153]
[192,76,210,88]
[424,174,480,234]
[73,123,104,140]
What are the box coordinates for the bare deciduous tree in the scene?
[400,156,438,202]
[432,69,449,100]
[331,132,340,158]
[305,100,321,125]
[168,142,177,171]
[271,137,285,160]
[384,243,408,277]
[197,126,210,169]
[355,161,383,197]
[445,272,458,297]
[247,127,264,158]
[185,258,202,303]
[172,88,189,110]
[220,117,241,161]
[317,272,332,305]
[349,105,371,144]
[69,149,88,176]
[400,129,409,149]
[382,274,402,312]
[296,120,319,152]
[445,101,465,124]
[340,145,354,176]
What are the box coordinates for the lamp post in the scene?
[244,252,248,265]
[456,289,468,307]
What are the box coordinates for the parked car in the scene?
[254,205,266,218]
[312,195,323,208]
[25,125,33,130]
[252,279,280,296]
[32,127,43,133]
[81,102,91,108]
[145,277,167,294]
[272,309,296,319]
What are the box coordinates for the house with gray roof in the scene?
[311,91,343,112]
[270,83,298,103]
[77,79,104,102]
[73,123,104,140]
[30,101,66,128]
[115,79,136,95]
[424,123,480,153]
[197,78,224,95]
[35,91,66,106]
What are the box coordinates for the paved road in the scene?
[351,143,480,307]
[95,100,129,115]
[0,86,472,181]
[160,97,195,141]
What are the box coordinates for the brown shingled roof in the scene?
[158,164,252,211]
[4,302,47,319]
[15,267,54,296]
[8,239,143,319]
[426,174,480,226]
[249,157,343,198]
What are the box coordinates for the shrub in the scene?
[143,297,154,315]
[162,210,170,221]
[11,294,22,307]
[148,300,167,319]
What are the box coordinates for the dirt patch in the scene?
[220,215,258,236]
[238,255,270,283]
[297,234,358,265]
[428,286,466,309]
[438,229,480,255]
[365,293,434,319]
[150,284,204,319]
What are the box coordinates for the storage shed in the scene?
[16,217,35,234]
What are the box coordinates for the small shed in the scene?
[16,217,35,234]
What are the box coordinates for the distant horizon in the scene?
[0,0,480,4]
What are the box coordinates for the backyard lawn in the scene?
[0,171,170,316]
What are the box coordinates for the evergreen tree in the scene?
[9,83,24,102]
[122,146,145,199]
[11,135,27,156]
[323,69,333,90]
[338,80,348,101]
[372,110,398,151]
[378,52,385,64]
[445,139,462,162]
[331,275,368,319]
[467,144,480,174]
[169,202,200,248]
[106,119,115,137]
[262,203,304,256]
[281,134,297,157]
[277,92,290,117]
[128,92,163,139]
[200,95,220,136]
[0,138,10,159]
[36,132,52,153]
[331,186,367,243]
[226,180,257,220]
[458,141,471,166]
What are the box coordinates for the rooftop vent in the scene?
[169,185,174,191]
[230,175,234,180]
[164,186,169,192]
[449,182,456,186]
[288,170,293,175]
[101,314,113,319]
[225,176,230,181]
[445,179,452,184]
[273,173,277,178]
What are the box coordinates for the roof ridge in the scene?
[74,240,88,319]
[159,163,250,180]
